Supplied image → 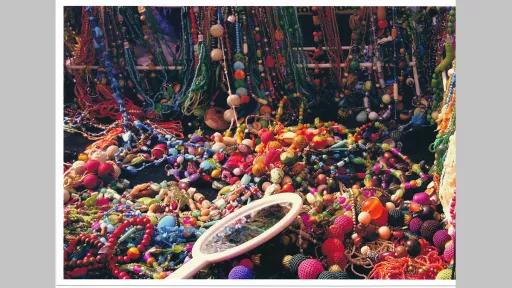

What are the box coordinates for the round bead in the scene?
[409,217,423,234]
[388,209,404,227]
[395,245,407,257]
[333,215,354,235]
[127,247,140,260]
[223,109,236,122]
[233,61,245,70]
[321,238,344,256]
[236,87,248,96]
[420,220,440,241]
[433,229,451,249]
[234,70,246,80]
[298,259,324,279]
[378,226,391,240]
[382,94,392,104]
[436,268,454,280]
[209,24,224,37]
[228,265,254,279]
[368,111,379,121]
[360,245,370,255]
[356,110,368,122]
[406,238,421,257]
[82,174,99,189]
[210,48,223,61]
[443,242,455,263]
[318,271,350,279]
[288,254,308,273]
[227,94,241,107]
[412,192,431,205]
[358,211,372,225]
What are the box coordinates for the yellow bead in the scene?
[329,265,342,272]
[78,153,88,161]
[282,255,293,268]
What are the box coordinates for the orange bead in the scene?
[361,197,385,220]
[147,257,156,266]
[234,70,246,80]
[127,247,140,260]
[409,202,422,213]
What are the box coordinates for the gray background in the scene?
[0,1,510,287]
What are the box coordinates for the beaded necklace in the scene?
[86,7,131,138]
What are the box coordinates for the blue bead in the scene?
[233,61,245,70]
[236,87,248,96]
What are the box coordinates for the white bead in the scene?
[369,111,379,121]
[226,94,241,107]
[356,110,368,123]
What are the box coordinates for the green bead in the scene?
[234,80,246,88]
[349,61,360,71]
[234,53,245,61]
[192,210,201,218]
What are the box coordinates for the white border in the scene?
[55,0,456,287]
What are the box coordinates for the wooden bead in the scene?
[210,24,224,37]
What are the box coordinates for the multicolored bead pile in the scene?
[63,6,456,280]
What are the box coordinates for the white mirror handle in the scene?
[166,257,207,279]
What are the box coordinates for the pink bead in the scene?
[298,259,324,279]
[412,192,431,205]
[333,216,354,234]
[443,243,455,263]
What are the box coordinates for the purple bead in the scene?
[433,229,451,249]
[413,192,431,205]
[409,217,423,234]
[228,265,254,279]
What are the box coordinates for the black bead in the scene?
[406,238,421,257]
[289,254,308,274]
[388,209,404,227]
[318,271,351,279]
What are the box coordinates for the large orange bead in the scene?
[127,247,140,260]
[361,197,386,220]
[234,70,246,80]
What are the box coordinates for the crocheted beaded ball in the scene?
[443,242,455,263]
[318,271,350,279]
[228,265,254,279]
[289,254,308,274]
[282,255,293,269]
[298,259,324,279]
[321,238,344,256]
[409,217,423,234]
[333,215,354,234]
[420,220,441,241]
[388,209,404,227]
[327,224,345,239]
[436,268,455,280]
[326,251,348,269]
[433,229,451,249]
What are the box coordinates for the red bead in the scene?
[321,238,344,256]
[85,159,101,174]
[97,162,114,178]
[82,174,99,189]
[234,70,245,80]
